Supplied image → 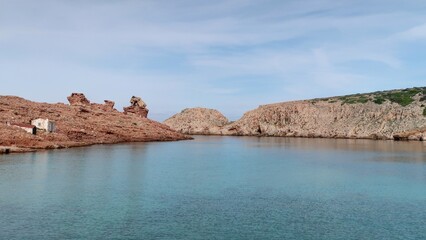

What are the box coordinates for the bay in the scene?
[0,136,425,239]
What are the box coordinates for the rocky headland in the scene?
[164,108,229,135]
[0,93,191,153]
[165,87,426,141]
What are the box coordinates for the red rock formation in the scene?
[0,94,190,152]
[123,96,149,118]
[87,100,117,112]
[130,96,147,108]
[103,100,115,111]
[123,106,149,118]
[67,93,90,106]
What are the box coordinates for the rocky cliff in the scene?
[164,87,426,141]
[0,93,191,153]
[164,108,229,135]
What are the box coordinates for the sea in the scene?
[0,136,425,239]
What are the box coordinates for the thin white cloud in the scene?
[396,23,426,40]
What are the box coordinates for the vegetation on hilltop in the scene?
[312,87,426,107]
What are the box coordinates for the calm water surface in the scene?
[0,136,425,239]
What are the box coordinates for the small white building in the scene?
[10,123,37,135]
[31,118,56,133]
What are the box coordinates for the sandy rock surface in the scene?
[164,108,229,135]
[165,88,426,141]
[221,100,426,140]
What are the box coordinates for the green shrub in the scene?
[373,97,385,104]
[344,99,357,104]
[358,96,369,103]
[315,87,426,106]
[383,90,420,106]
[423,107,426,116]
[339,95,370,104]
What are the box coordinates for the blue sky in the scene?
[1,0,426,121]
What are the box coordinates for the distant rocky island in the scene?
[164,87,426,141]
[0,93,190,153]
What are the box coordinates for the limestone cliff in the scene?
[165,87,426,140]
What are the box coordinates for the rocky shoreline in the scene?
[164,87,426,141]
[0,93,191,154]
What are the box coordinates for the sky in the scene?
[1,0,426,121]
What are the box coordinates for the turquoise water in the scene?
[0,136,425,239]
